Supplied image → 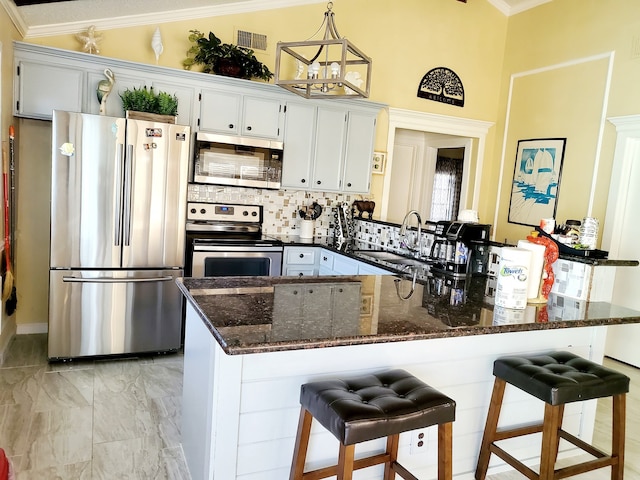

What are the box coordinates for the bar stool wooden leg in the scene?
[337,443,355,480]
[611,394,626,480]
[476,378,506,480]
[383,434,400,480]
[290,408,313,480]
[438,421,453,480]
[539,403,563,479]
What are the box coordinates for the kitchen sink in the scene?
[354,250,427,268]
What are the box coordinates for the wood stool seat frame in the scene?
[475,377,626,480]
[290,407,454,480]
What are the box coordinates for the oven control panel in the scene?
[187,202,262,223]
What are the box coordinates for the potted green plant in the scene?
[119,86,179,123]
[183,30,273,82]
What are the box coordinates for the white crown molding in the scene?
[0,0,28,37]
[486,0,552,16]
[22,0,325,38]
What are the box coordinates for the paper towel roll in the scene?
[494,247,531,310]
[517,240,546,300]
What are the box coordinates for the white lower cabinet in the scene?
[282,246,318,276]
[318,248,393,276]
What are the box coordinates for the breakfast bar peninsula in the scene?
[177,273,640,480]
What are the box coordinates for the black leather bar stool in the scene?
[476,351,630,480]
[290,369,456,480]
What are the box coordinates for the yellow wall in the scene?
[0,7,21,339]
[494,0,640,243]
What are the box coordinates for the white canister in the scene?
[299,219,315,239]
[494,247,531,310]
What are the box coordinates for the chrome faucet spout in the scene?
[400,210,423,255]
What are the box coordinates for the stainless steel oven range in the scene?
[185,202,282,277]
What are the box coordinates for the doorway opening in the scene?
[431,147,465,221]
[380,108,493,228]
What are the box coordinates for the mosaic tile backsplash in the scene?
[187,184,360,236]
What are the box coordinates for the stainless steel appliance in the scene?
[49,111,190,360]
[192,132,283,189]
[429,221,491,277]
[186,202,282,277]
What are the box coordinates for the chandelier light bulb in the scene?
[330,62,340,78]
[310,61,321,77]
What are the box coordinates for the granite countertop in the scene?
[267,234,639,267]
[177,274,640,355]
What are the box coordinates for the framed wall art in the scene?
[372,151,386,175]
[508,137,566,227]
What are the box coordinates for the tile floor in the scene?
[0,334,190,479]
[0,334,638,479]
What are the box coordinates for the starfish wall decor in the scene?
[76,25,103,54]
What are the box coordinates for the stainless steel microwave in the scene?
[192,132,284,189]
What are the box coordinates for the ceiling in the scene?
[2,0,552,38]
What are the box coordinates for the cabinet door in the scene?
[15,61,84,120]
[281,102,316,189]
[242,96,282,139]
[343,111,377,193]
[199,89,241,135]
[313,106,347,191]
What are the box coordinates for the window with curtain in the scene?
[430,153,464,221]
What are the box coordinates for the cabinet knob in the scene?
[246,126,252,131]
[316,180,321,185]
[228,124,234,129]
[323,256,327,261]
[299,253,304,258]
[347,183,352,187]
[301,179,306,183]
[298,272,304,277]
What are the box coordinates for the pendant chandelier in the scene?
[274,2,372,99]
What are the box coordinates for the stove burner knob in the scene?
[190,208,196,214]
[200,208,206,214]
[251,211,258,217]
[243,211,249,216]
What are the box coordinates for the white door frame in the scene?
[381,108,493,220]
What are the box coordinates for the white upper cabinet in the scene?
[12,41,384,193]
[313,106,347,192]
[14,60,84,120]
[281,102,316,189]
[281,102,379,194]
[198,89,283,140]
[342,110,377,193]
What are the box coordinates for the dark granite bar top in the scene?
[177,274,640,356]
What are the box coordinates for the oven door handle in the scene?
[192,245,283,252]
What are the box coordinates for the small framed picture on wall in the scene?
[372,151,386,175]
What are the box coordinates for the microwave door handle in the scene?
[114,143,125,246]
[122,144,134,246]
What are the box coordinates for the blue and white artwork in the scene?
[508,138,566,227]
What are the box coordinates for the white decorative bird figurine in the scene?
[97,68,115,115]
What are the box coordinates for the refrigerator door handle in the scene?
[62,275,174,283]
[123,144,134,246]
[115,143,125,246]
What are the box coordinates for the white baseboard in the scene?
[16,322,48,334]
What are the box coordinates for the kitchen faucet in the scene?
[399,210,422,257]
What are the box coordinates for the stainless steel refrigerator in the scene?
[49,111,190,360]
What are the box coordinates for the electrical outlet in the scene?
[409,429,428,455]
[380,229,389,243]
